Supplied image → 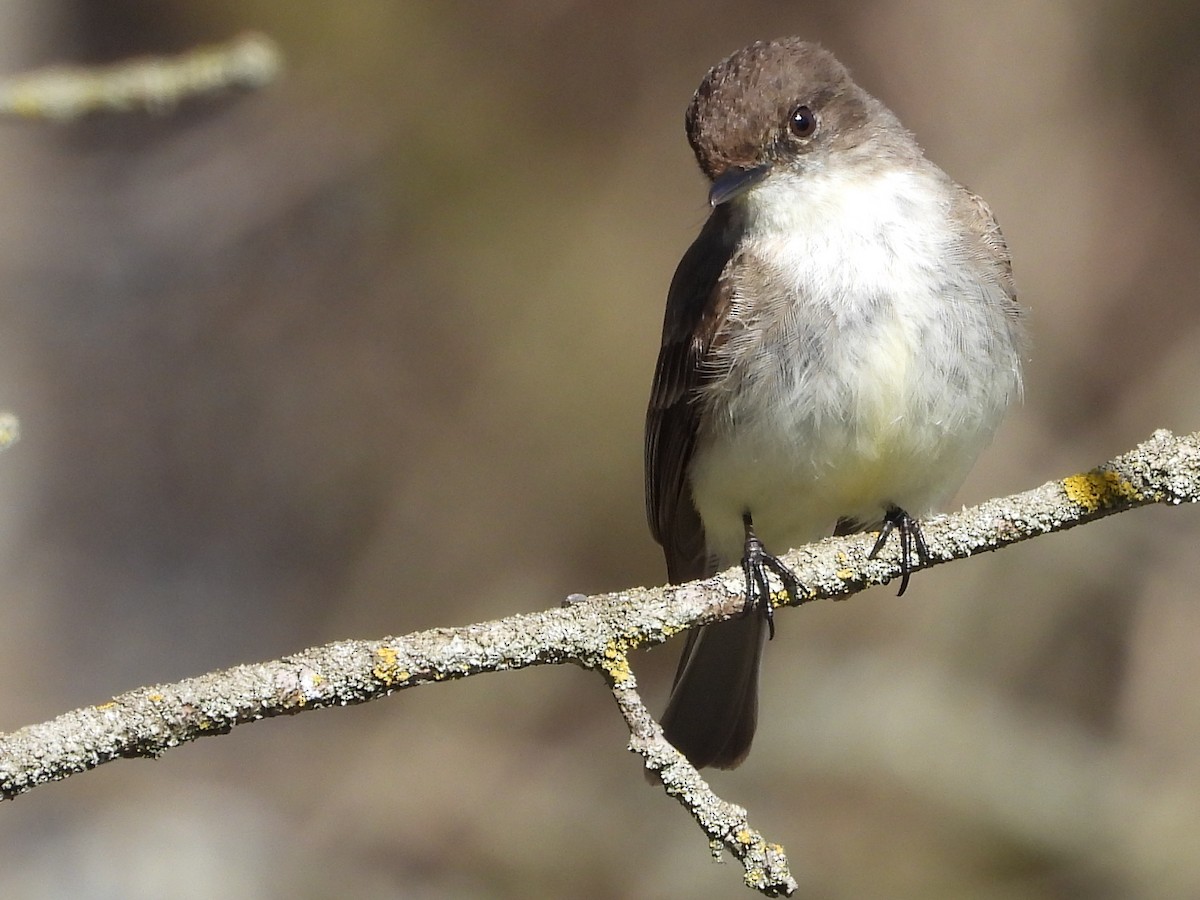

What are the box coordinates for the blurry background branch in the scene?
[0,430,1194,894]
[0,412,18,452]
[0,32,281,120]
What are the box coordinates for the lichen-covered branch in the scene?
[601,649,799,895]
[0,32,282,120]
[0,429,1196,895]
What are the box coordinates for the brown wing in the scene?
[958,186,1018,309]
[953,184,1029,378]
[644,208,735,584]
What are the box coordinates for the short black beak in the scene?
[708,163,772,207]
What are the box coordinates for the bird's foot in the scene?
[741,512,801,640]
[868,506,929,596]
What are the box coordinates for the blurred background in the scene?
[0,2,1198,897]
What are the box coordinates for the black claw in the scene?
[868,506,929,596]
[740,513,802,640]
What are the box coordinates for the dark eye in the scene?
[789,104,817,138]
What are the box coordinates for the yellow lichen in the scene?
[1062,469,1141,512]
[603,643,632,684]
[372,646,410,685]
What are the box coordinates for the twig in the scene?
[601,648,799,894]
[0,32,283,121]
[0,412,18,452]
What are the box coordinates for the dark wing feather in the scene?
[644,208,735,583]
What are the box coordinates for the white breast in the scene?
[689,163,1021,565]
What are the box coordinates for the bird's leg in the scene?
[740,512,801,640]
[868,505,929,596]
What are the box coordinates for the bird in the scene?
[644,38,1025,770]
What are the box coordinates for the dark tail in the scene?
[660,612,767,769]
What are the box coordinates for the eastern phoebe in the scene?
[646,38,1025,769]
